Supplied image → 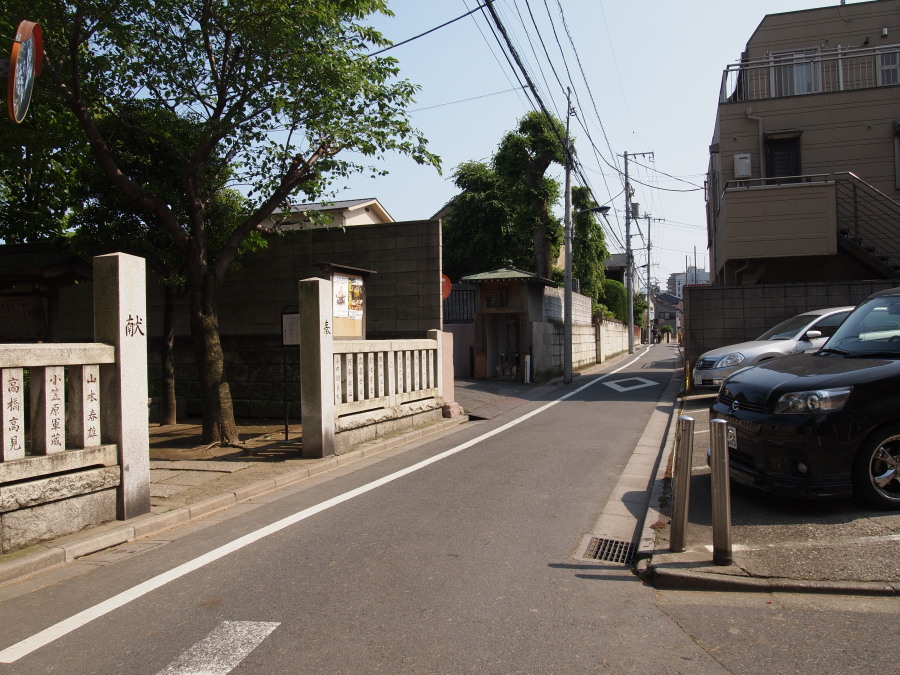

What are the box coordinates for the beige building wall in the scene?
[708,0,900,284]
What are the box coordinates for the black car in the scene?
[710,287,900,509]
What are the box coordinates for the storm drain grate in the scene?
[585,537,635,564]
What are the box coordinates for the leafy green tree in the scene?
[634,292,649,328]
[0,102,84,242]
[69,102,257,426]
[494,111,566,280]
[442,111,566,280]
[601,279,628,323]
[571,186,608,304]
[4,0,439,444]
[442,161,530,280]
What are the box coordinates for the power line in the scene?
[409,86,527,112]
[368,2,493,57]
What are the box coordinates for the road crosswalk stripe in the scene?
[157,621,279,675]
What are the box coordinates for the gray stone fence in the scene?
[0,253,150,553]
[299,278,444,457]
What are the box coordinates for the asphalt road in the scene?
[0,345,896,673]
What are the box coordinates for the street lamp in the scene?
[564,202,611,384]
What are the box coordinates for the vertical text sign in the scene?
[1,368,25,460]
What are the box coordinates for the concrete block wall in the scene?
[59,221,443,419]
[541,287,592,324]
[531,320,563,382]
[683,279,900,374]
[572,324,596,369]
[597,319,629,362]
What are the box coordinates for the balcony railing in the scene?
[719,171,900,275]
[720,43,900,103]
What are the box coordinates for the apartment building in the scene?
[707,0,900,285]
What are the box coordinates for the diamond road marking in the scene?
[603,377,658,393]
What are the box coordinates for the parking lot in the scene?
[650,393,900,586]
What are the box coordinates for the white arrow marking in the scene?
[157,621,279,675]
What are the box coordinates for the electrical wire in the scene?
[368,2,493,57]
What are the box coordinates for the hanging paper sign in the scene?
[333,275,349,318]
[8,21,42,123]
[348,278,364,320]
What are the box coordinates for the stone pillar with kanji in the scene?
[299,278,335,458]
[94,253,151,519]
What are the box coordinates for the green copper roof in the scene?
[460,266,556,287]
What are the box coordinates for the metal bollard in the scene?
[709,418,733,565]
[669,415,695,552]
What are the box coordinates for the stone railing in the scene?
[0,253,150,553]
[299,278,444,456]
[333,338,440,416]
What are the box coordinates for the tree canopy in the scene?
[571,186,608,305]
[2,0,440,443]
[442,111,566,281]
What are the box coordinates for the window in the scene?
[766,136,801,184]
[771,49,821,96]
[810,310,852,339]
[878,50,900,86]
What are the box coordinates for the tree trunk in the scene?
[159,285,178,425]
[189,277,240,445]
[531,196,551,280]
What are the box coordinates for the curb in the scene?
[633,375,900,597]
[645,567,900,596]
[0,416,467,587]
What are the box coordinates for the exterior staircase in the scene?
[835,173,900,277]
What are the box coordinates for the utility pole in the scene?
[645,214,652,342]
[623,150,653,353]
[563,89,574,384]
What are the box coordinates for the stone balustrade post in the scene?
[93,253,150,520]
[299,278,334,458]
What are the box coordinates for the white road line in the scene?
[157,621,279,675]
[0,349,651,664]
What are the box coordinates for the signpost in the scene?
[7,20,42,123]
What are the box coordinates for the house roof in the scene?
[605,252,628,269]
[0,239,93,287]
[288,198,393,219]
[460,265,557,287]
[266,198,394,230]
[655,292,682,307]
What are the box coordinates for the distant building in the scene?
[667,267,710,297]
[653,291,682,337]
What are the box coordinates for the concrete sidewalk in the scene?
[637,391,900,596]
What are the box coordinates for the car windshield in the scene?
[825,296,900,356]
[757,314,816,340]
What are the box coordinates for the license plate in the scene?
[726,425,737,450]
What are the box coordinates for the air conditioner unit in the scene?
[734,153,752,179]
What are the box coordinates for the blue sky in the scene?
[332,0,862,287]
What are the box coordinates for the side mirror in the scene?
[804,330,823,341]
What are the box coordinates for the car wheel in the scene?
[853,426,900,510]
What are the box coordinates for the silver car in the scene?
[692,306,854,389]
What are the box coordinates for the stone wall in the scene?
[682,279,900,376]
